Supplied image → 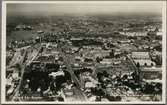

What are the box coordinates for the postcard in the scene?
[1,1,166,104]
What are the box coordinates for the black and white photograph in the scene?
[1,1,166,104]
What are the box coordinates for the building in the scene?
[49,71,65,78]
[118,40,131,44]
[82,45,102,50]
[85,81,97,88]
[100,59,113,65]
[70,37,83,41]
[131,52,150,59]
[156,31,163,36]
[15,24,33,30]
[37,30,44,34]
[91,50,110,58]
[75,56,84,62]
[131,52,156,67]
[141,67,162,80]
[71,47,80,53]
[119,31,147,37]
[134,59,155,66]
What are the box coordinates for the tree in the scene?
[103,71,109,77]
[97,72,103,82]
[109,49,115,58]
[136,62,141,83]
[15,63,22,76]
[122,74,128,80]
[95,96,101,101]
[115,96,121,101]
[155,55,162,66]
[57,97,64,101]
[106,94,115,101]
[96,57,102,63]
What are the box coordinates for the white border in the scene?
[1,1,7,104]
[1,1,166,104]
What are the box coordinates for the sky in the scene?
[6,1,164,16]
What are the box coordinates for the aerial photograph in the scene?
[2,1,166,103]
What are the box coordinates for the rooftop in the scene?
[132,52,150,59]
